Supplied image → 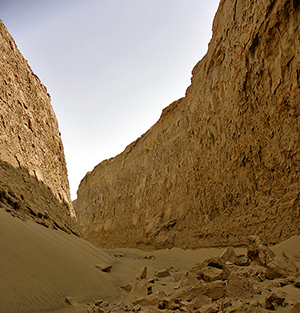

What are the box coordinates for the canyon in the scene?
[1,0,300,312]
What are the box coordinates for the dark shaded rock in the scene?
[265,292,285,310]
[235,254,251,266]
[65,296,72,305]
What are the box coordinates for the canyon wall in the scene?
[75,0,300,249]
[0,20,76,229]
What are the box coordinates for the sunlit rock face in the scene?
[0,20,76,221]
[75,0,300,249]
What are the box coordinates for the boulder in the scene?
[265,252,297,279]
[247,236,275,266]
[226,271,254,299]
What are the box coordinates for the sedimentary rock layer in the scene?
[0,20,75,220]
[75,0,300,249]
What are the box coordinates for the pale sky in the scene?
[1,0,220,199]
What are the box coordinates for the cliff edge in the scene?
[75,0,300,249]
[0,20,76,231]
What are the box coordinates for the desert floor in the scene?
[0,208,299,313]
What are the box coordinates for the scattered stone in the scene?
[247,236,275,266]
[226,271,254,299]
[158,298,171,310]
[136,266,147,280]
[249,300,262,307]
[132,290,166,306]
[265,292,285,310]
[156,268,171,278]
[114,253,125,258]
[121,283,133,292]
[171,280,225,301]
[265,252,297,279]
[201,266,224,282]
[101,301,109,307]
[132,279,153,295]
[202,303,219,313]
[221,246,237,264]
[291,251,300,271]
[294,279,300,288]
[65,296,73,305]
[132,304,142,312]
[174,272,184,282]
[94,300,103,306]
[291,301,300,313]
[95,264,112,273]
[235,254,251,266]
[141,255,155,260]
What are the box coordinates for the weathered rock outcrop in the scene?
[75,0,300,249]
[0,20,76,226]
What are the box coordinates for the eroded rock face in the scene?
[75,0,300,249]
[0,20,75,220]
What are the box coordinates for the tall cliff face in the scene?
[0,20,76,227]
[75,0,300,249]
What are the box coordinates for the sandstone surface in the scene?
[0,20,76,223]
[75,0,300,249]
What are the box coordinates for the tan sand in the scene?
[0,209,119,313]
[1,207,299,312]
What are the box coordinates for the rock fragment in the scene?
[265,252,297,279]
[156,268,171,278]
[235,254,251,266]
[65,296,72,305]
[226,271,254,299]
[132,290,166,306]
[247,236,275,266]
[95,264,112,272]
[291,301,300,313]
[201,266,224,282]
[136,266,147,280]
[94,300,103,307]
[220,246,237,264]
[132,279,153,295]
[265,292,285,310]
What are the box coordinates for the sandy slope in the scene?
[0,209,119,313]
[1,207,300,313]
